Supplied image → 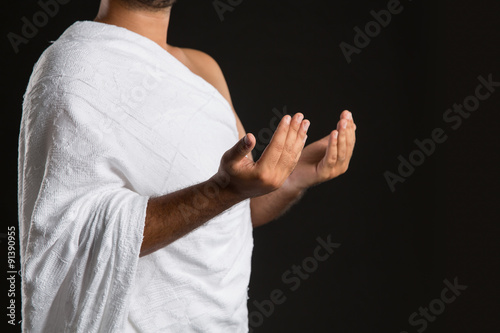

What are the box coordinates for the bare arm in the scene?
[249,180,306,227]
[141,176,242,257]
[141,111,309,256]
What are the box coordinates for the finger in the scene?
[337,119,348,162]
[278,113,304,166]
[224,133,256,165]
[320,130,338,172]
[340,110,351,120]
[290,119,310,164]
[346,111,357,131]
[259,115,291,167]
[286,113,304,146]
[346,117,356,160]
[341,110,356,130]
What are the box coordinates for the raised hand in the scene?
[214,113,310,200]
[284,110,356,192]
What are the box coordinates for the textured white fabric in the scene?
[18,21,253,333]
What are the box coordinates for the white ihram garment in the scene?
[18,21,253,333]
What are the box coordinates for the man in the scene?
[18,0,356,331]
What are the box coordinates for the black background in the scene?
[1,0,499,332]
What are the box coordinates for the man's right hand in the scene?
[213,113,310,200]
[142,113,309,256]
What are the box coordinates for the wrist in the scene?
[281,176,307,199]
[208,172,246,205]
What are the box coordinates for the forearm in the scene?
[250,179,305,228]
[141,175,243,257]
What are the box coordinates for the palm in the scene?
[287,111,356,190]
[288,137,330,189]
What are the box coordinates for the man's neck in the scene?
[94,0,173,52]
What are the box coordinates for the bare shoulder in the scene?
[171,47,248,140]
[174,47,232,104]
[180,48,219,72]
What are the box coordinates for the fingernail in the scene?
[333,131,338,139]
[303,120,310,132]
[342,120,347,129]
[347,112,352,120]
[244,135,250,146]
[295,113,304,124]
[285,115,291,124]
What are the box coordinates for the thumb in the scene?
[225,133,256,164]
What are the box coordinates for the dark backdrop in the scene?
[2,0,499,332]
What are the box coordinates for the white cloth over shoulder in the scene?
[18,21,253,333]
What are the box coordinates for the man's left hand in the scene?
[284,110,357,193]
